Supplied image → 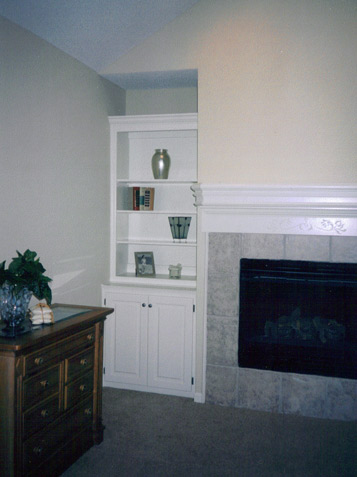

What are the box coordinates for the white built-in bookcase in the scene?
[109,113,198,288]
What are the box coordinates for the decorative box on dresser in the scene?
[0,304,114,477]
[102,113,198,399]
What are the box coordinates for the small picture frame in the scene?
[135,252,156,277]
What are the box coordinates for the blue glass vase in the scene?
[0,283,33,337]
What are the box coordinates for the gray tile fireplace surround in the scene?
[206,233,357,421]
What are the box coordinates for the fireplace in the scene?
[239,258,357,380]
[192,184,357,419]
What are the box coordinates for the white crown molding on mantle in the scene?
[191,184,357,237]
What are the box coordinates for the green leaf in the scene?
[1,250,52,304]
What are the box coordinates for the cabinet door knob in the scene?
[142,303,146,307]
[79,384,87,392]
[41,409,49,418]
[80,358,88,366]
[148,304,153,308]
[84,407,92,415]
[87,334,94,342]
[33,446,43,456]
[40,380,49,388]
[34,357,44,366]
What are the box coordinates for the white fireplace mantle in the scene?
[192,184,357,236]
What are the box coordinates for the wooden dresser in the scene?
[0,304,114,477]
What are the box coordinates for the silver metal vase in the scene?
[151,149,171,179]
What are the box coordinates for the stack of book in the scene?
[131,187,155,210]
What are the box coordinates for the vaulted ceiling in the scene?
[0,0,200,88]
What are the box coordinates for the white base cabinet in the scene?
[102,285,195,398]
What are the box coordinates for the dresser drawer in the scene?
[24,327,96,375]
[65,347,94,382]
[27,428,94,477]
[23,397,94,473]
[64,370,94,410]
[23,364,60,410]
[24,343,62,375]
[23,394,60,439]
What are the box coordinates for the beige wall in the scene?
[0,16,125,306]
[103,0,357,185]
[126,87,197,115]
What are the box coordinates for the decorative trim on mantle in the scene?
[191,184,357,236]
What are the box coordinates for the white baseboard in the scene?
[103,380,194,399]
[194,392,205,403]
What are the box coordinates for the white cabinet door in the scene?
[104,292,148,386]
[147,295,194,392]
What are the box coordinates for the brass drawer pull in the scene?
[33,446,43,456]
[79,384,87,392]
[84,408,92,415]
[41,409,49,418]
[80,358,88,366]
[87,334,94,342]
[34,357,44,366]
[40,380,49,388]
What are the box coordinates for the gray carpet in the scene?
[62,387,356,477]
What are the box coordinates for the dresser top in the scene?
[0,303,113,353]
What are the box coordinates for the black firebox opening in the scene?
[238,258,357,380]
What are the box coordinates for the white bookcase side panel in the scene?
[116,132,129,179]
[116,130,197,182]
[117,184,131,210]
[115,243,129,276]
[116,242,196,276]
[116,212,197,243]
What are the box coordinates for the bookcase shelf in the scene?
[117,180,194,184]
[108,273,197,288]
[116,210,197,215]
[116,239,196,246]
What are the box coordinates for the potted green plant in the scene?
[0,250,52,337]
